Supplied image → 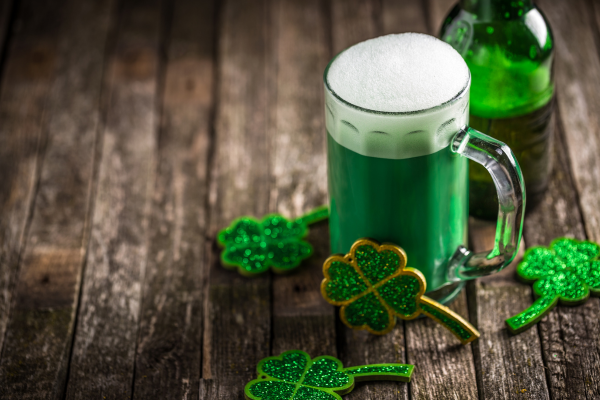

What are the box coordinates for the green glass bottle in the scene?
[440,0,554,219]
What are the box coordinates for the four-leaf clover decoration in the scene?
[321,238,480,344]
[506,237,600,334]
[218,206,328,276]
[244,349,414,400]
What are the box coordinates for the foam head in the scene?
[327,33,469,113]
[324,33,471,160]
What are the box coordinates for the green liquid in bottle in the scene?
[441,0,554,219]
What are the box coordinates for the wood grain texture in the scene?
[269,0,334,358]
[382,0,428,35]
[468,219,550,400]
[132,0,215,398]
[341,328,409,400]
[65,0,163,397]
[331,0,381,54]
[534,0,600,397]
[406,291,478,399]
[538,0,600,243]
[0,0,114,398]
[525,118,600,398]
[202,0,271,398]
[200,379,239,400]
[0,0,66,362]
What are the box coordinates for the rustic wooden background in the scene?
[0,0,599,398]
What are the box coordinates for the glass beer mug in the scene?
[325,33,525,304]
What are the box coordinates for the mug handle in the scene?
[446,126,526,281]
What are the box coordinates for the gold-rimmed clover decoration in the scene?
[244,349,414,400]
[217,206,328,277]
[321,238,479,344]
[506,237,600,334]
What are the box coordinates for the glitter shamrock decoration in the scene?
[244,349,414,400]
[506,237,600,334]
[218,206,328,277]
[321,238,479,344]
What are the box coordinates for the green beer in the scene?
[325,33,525,302]
[328,136,467,291]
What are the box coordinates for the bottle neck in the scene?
[459,0,534,19]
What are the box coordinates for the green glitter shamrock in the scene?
[244,349,414,400]
[217,206,328,277]
[321,238,479,344]
[506,237,600,334]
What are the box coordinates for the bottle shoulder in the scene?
[440,5,554,118]
[441,6,553,59]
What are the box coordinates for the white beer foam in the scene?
[327,33,469,112]
[325,33,470,160]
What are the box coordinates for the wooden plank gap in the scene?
[59,0,123,396]
[64,0,165,397]
[268,0,333,357]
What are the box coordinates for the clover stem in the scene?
[418,296,480,344]
[296,205,329,225]
[343,364,414,382]
[506,295,558,334]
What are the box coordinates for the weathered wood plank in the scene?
[382,0,428,35]
[537,0,600,242]
[468,219,550,399]
[527,120,599,398]
[200,379,237,400]
[65,0,163,397]
[405,291,478,399]
[331,0,380,54]
[269,0,334,357]
[132,0,215,398]
[534,0,600,397]
[341,328,408,400]
[202,0,271,397]
[0,0,66,363]
[0,0,114,398]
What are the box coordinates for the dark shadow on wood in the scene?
[0,0,17,92]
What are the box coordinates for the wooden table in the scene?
[0,0,598,398]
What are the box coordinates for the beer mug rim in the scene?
[323,51,472,117]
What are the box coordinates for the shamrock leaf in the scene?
[322,241,422,335]
[321,239,480,344]
[217,207,328,277]
[245,350,351,400]
[506,237,600,334]
[244,350,414,400]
